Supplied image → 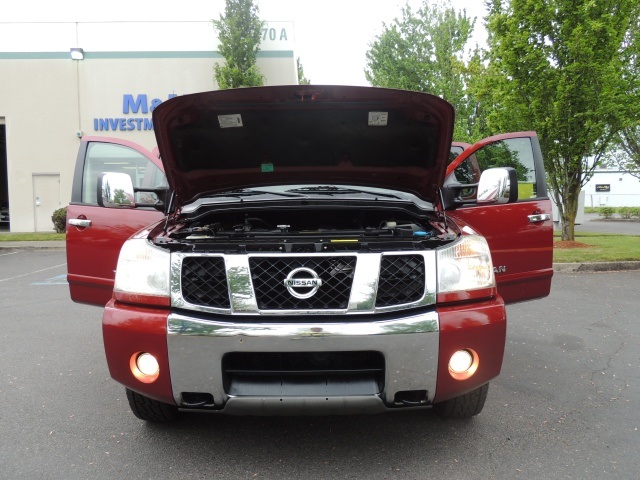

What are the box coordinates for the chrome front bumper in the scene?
[167,310,439,414]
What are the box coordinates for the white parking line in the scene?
[30,274,68,286]
[0,263,67,283]
[0,251,19,257]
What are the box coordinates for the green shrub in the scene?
[599,207,615,219]
[618,207,634,219]
[630,207,640,219]
[51,206,67,233]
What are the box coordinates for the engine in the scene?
[161,206,457,253]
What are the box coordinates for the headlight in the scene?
[437,235,495,302]
[114,238,171,306]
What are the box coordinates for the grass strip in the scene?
[554,233,640,263]
[0,232,66,241]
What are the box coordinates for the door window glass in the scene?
[82,143,167,204]
[450,146,480,200]
[454,137,538,200]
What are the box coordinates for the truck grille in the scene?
[175,252,434,314]
[181,257,230,309]
[376,255,425,307]
[249,256,357,310]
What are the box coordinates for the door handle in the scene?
[69,218,92,228]
[528,214,551,223]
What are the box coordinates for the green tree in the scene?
[610,127,640,179]
[484,0,640,240]
[213,0,264,89]
[365,1,480,141]
[297,57,311,85]
[113,188,131,205]
[608,16,640,179]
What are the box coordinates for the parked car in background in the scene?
[67,85,553,422]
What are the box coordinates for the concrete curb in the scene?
[1,242,640,273]
[0,241,66,251]
[552,261,640,273]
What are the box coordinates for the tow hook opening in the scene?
[393,390,428,407]
[180,392,215,408]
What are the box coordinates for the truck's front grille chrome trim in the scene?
[170,251,436,316]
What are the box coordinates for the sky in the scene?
[4,0,488,86]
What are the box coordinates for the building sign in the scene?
[259,22,294,50]
[595,184,611,192]
[93,93,177,132]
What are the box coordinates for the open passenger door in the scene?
[66,137,166,306]
[445,132,553,304]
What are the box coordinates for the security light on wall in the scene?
[70,48,84,60]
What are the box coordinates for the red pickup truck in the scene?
[66,86,553,422]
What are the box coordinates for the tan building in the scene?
[0,20,296,232]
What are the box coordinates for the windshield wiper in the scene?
[207,189,301,199]
[287,186,401,199]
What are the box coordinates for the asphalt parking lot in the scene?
[574,212,640,235]
[0,250,638,479]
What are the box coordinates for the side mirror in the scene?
[97,172,136,208]
[477,167,518,204]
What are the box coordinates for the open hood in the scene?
[152,85,454,208]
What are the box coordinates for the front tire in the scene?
[433,383,489,419]
[126,388,179,422]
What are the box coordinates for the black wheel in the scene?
[433,383,489,419]
[126,388,179,422]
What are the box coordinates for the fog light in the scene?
[448,349,479,380]
[130,352,160,383]
[137,353,159,375]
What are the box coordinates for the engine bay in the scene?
[158,205,458,253]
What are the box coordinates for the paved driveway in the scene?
[574,213,640,235]
[0,251,638,479]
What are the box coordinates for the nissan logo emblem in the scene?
[283,267,323,299]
